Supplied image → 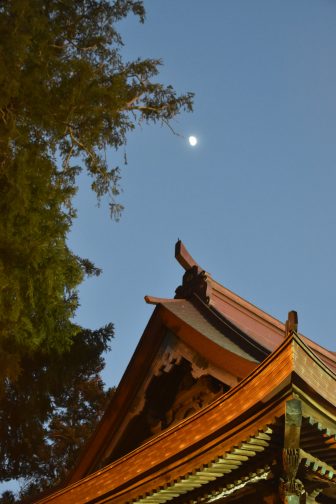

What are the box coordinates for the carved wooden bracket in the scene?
[280,449,303,502]
[280,399,304,503]
[175,265,212,304]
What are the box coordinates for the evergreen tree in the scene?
[0,0,193,499]
[0,0,193,380]
[0,324,114,502]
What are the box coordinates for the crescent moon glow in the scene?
[188,135,198,146]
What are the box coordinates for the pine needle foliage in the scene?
[0,324,115,502]
[0,0,194,380]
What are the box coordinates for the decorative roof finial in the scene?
[285,310,298,338]
[174,240,212,304]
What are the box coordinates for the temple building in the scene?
[36,241,336,503]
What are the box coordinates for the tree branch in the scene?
[67,127,94,160]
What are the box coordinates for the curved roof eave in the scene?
[35,331,336,504]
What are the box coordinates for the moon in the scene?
[188,135,198,147]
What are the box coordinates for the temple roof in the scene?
[34,241,336,503]
[36,329,336,503]
[172,240,336,370]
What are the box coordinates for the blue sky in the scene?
[69,0,336,388]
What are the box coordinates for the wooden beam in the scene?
[284,398,302,450]
[175,240,200,271]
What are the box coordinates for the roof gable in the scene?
[65,241,336,488]
[68,295,262,482]
[37,327,336,504]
